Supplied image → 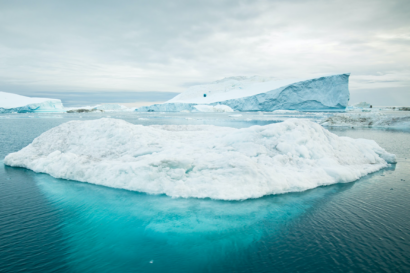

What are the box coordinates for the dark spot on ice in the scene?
[185,166,194,174]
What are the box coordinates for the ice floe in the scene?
[321,112,410,128]
[4,118,395,200]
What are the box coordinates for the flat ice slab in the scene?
[138,74,350,112]
[4,118,395,200]
[0,91,64,113]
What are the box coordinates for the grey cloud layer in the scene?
[0,0,409,104]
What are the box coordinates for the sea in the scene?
[1,112,409,273]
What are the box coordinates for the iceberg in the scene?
[137,74,350,112]
[93,104,133,112]
[65,104,134,113]
[321,112,410,128]
[272,110,299,114]
[0,91,64,113]
[353,102,372,108]
[4,118,395,200]
[346,101,372,111]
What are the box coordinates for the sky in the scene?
[0,0,409,106]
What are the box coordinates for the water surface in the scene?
[1,113,409,272]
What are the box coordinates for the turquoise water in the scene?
[1,113,410,272]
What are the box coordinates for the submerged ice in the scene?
[4,118,395,200]
[31,170,348,272]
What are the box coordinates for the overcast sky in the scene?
[1,0,409,105]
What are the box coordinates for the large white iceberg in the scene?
[0,91,64,113]
[137,74,350,112]
[4,118,395,200]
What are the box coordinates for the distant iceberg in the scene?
[353,102,372,108]
[4,118,395,200]
[64,103,137,113]
[0,91,64,113]
[321,112,410,128]
[137,74,350,112]
[93,104,132,112]
[65,103,134,113]
[193,105,234,112]
[346,101,372,111]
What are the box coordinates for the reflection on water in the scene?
[0,165,69,273]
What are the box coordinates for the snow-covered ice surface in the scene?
[138,74,350,112]
[321,112,410,128]
[4,118,396,200]
[0,91,64,113]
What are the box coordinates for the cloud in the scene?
[0,0,409,104]
[350,71,410,89]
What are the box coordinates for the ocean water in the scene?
[1,112,409,272]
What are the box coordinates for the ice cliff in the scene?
[137,74,350,112]
[4,118,395,200]
[0,91,64,113]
